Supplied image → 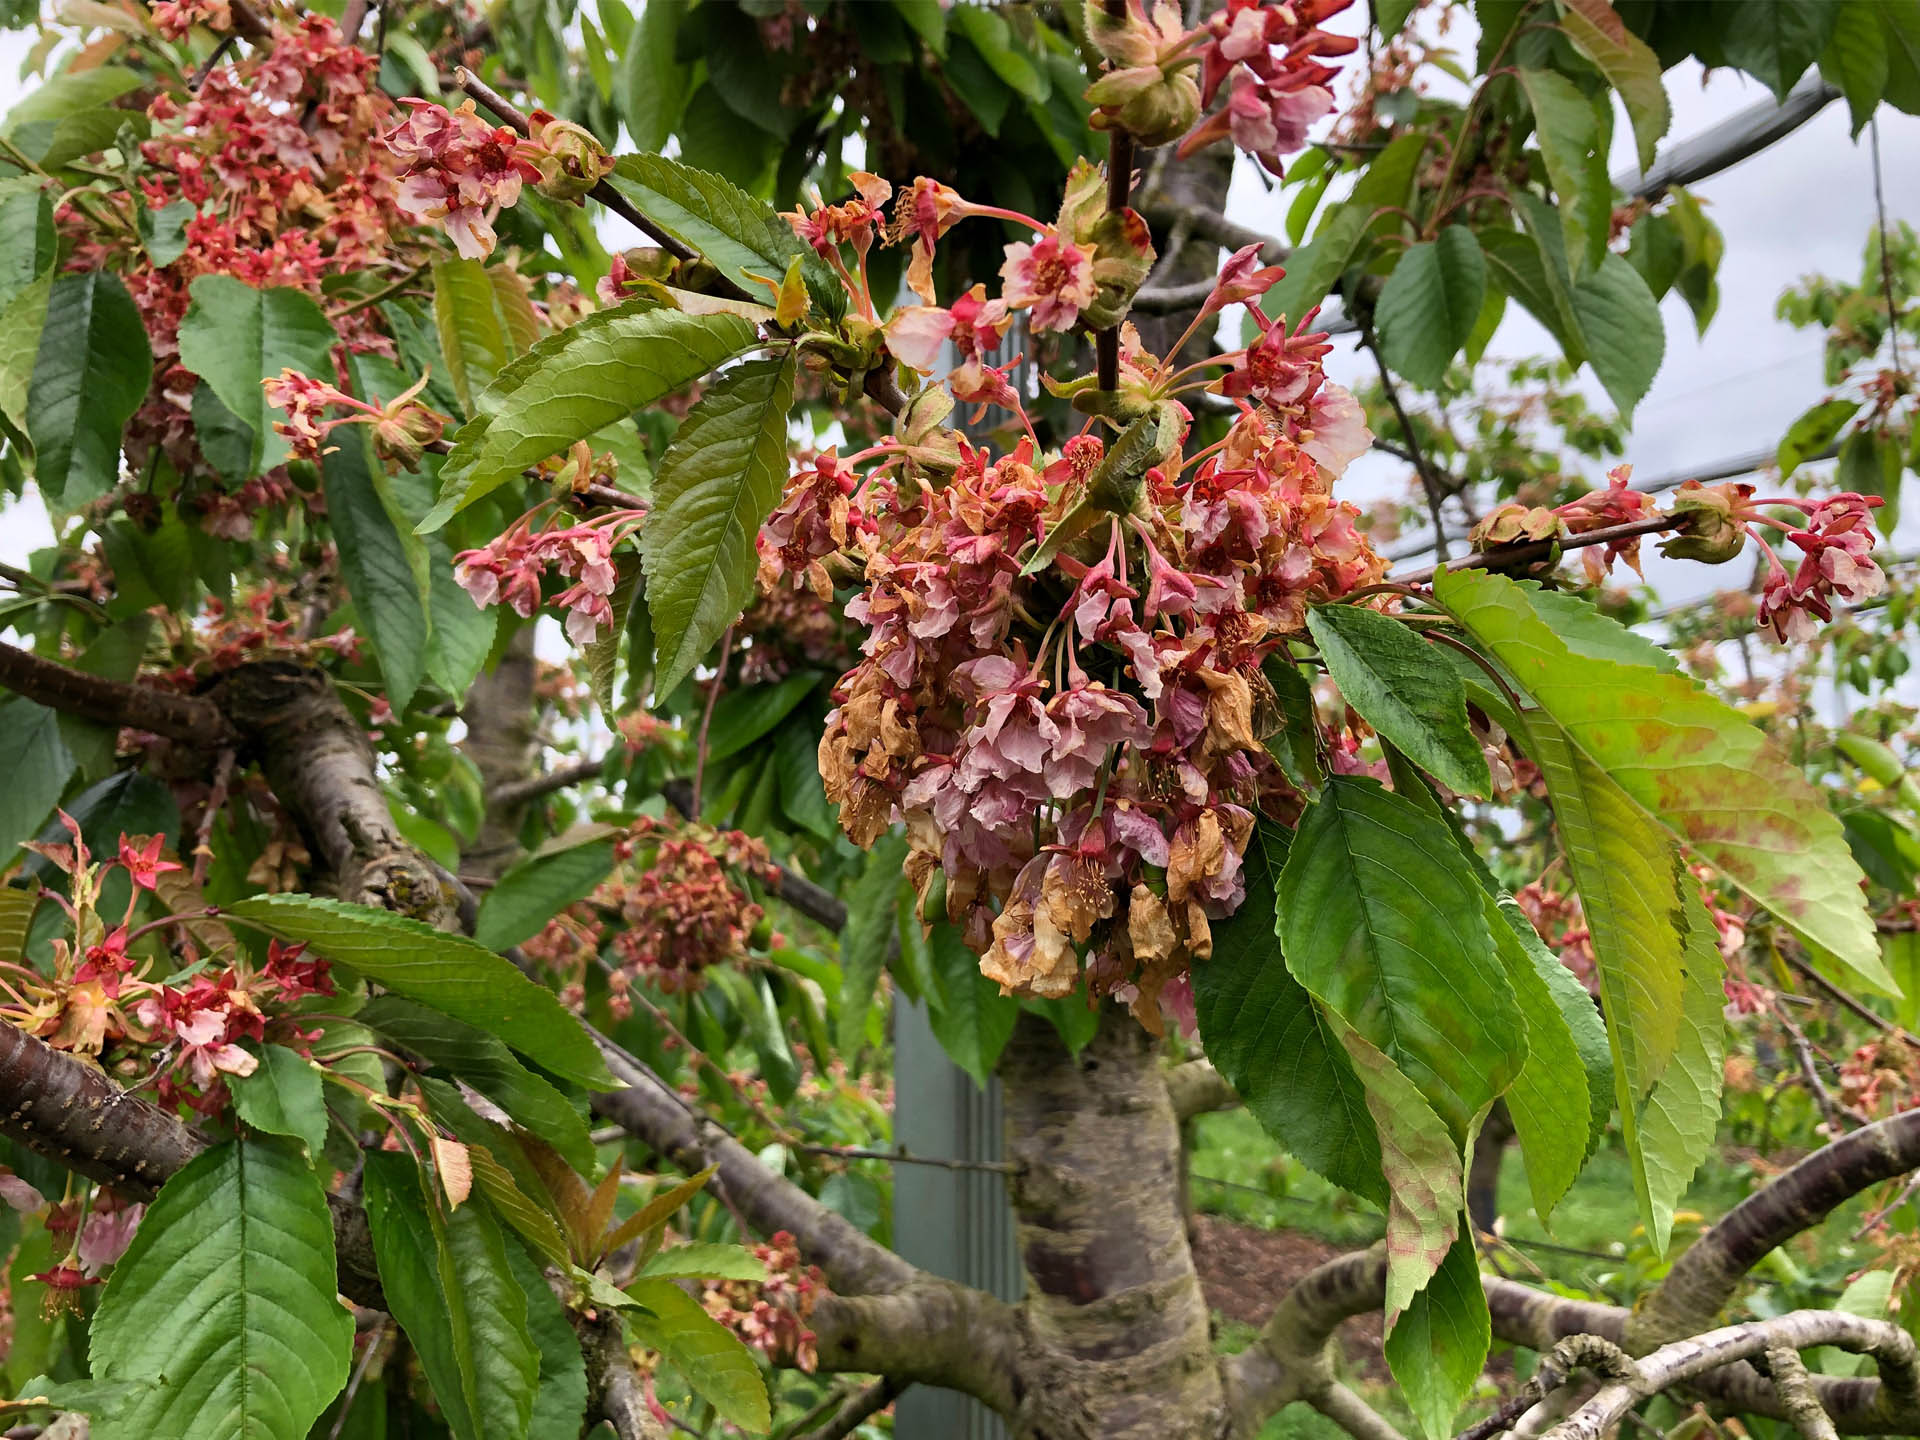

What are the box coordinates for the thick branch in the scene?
[1546,1312,1920,1440]
[588,1038,914,1296]
[811,1287,1017,1414]
[1166,1059,1239,1120]
[1224,1246,1386,1429]
[1132,198,1287,264]
[0,640,236,746]
[212,661,462,929]
[1631,1107,1920,1349]
[1767,1345,1842,1440]
[0,1019,385,1308]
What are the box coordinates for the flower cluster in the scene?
[524,819,781,1006]
[55,16,400,503]
[797,307,1380,1022]
[1662,482,1888,642]
[701,1230,825,1371]
[1467,467,1889,638]
[1179,0,1358,176]
[453,486,640,645]
[1469,464,1659,584]
[382,100,612,259]
[603,821,780,996]
[263,368,446,470]
[5,817,333,1116]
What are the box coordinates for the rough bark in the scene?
[999,1008,1225,1440]
[1129,141,1234,366]
[0,640,236,746]
[212,660,463,929]
[1628,1106,1920,1351]
[461,626,542,880]
[0,1020,386,1308]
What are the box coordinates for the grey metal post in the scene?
[890,997,1021,1439]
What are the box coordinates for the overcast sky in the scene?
[1,13,1914,623]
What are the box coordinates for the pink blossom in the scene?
[78,1203,145,1274]
[999,232,1098,333]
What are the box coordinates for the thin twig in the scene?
[690,627,734,815]
[1358,312,1451,558]
[1392,513,1681,587]
[191,748,238,888]
[490,756,606,811]
[790,1143,1022,1176]
[1781,948,1920,1054]
[795,1378,900,1440]
[326,1321,387,1440]
[1773,1004,1856,1136]
[455,68,704,268]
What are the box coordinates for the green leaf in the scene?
[642,351,798,698]
[625,1277,771,1433]
[1780,398,1862,479]
[1486,893,1606,1223]
[424,303,755,530]
[1517,68,1611,275]
[1377,0,1417,38]
[224,894,618,1089]
[1571,253,1665,426]
[583,555,641,715]
[1436,568,1886,993]
[27,270,151,503]
[1721,0,1837,100]
[1384,1226,1489,1440]
[1375,226,1486,389]
[503,1234,588,1439]
[617,0,687,150]
[838,830,908,1055]
[607,154,836,317]
[1824,0,1891,134]
[634,1243,767,1283]
[323,433,431,712]
[1525,711,1690,1149]
[176,275,336,475]
[359,994,596,1172]
[949,3,1046,99]
[776,719,836,840]
[1838,426,1902,538]
[1332,1014,1466,1314]
[924,920,1019,1088]
[1630,885,1726,1254]
[0,270,52,435]
[1258,202,1370,323]
[475,838,615,953]
[1880,0,1920,113]
[433,259,521,417]
[2,66,141,130]
[1278,777,1526,1147]
[704,672,822,763]
[228,1044,329,1157]
[1479,226,1585,361]
[1259,654,1323,797]
[90,1139,354,1440]
[1307,606,1489,797]
[137,198,195,268]
[1193,821,1386,1202]
[1561,0,1670,171]
[363,1155,539,1440]
[416,1078,572,1270]
[0,183,53,315]
[0,698,75,862]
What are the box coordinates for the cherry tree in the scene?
[0,1,1917,1438]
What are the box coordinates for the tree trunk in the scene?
[999,1007,1226,1439]
[460,625,541,880]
